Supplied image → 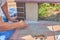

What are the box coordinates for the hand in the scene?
[16,20,27,29]
[10,16,18,22]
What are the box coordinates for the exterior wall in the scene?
[7,1,60,40]
[25,3,38,21]
[15,0,60,3]
[7,0,17,8]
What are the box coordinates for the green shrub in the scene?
[38,3,60,20]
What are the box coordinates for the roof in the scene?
[15,0,60,3]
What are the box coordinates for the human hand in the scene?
[10,16,18,22]
[16,20,27,29]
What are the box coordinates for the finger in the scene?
[13,20,19,22]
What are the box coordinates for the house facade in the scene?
[7,0,60,40]
[7,0,38,21]
[7,0,60,21]
[15,0,60,21]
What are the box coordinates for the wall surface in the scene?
[6,1,60,40]
[25,3,38,21]
[15,0,60,3]
[7,0,17,8]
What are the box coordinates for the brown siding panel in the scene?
[16,2,25,7]
[16,2,26,20]
[17,8,24,12]
[17,13,25,17]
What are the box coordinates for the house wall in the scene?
[7,1,59,40]
[25,3,38,21]
[7,0,17,8]
[7,1,38,21]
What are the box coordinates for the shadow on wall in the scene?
[38,12,60,21]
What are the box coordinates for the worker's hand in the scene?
[10,16,18,22]
[16,20,27,29]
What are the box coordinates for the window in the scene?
[16,2,26,20]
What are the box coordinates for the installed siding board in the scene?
[16,3,25,7]
[17,8,24,12]
[17,13,25,17]
[7,1,16,8]
[15,0,60,3]
[16,2,26,20]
